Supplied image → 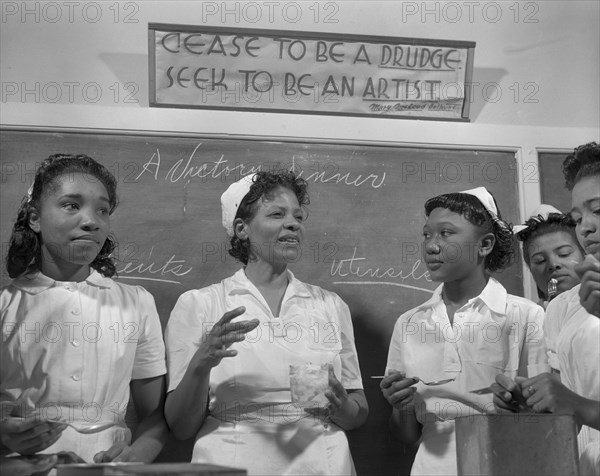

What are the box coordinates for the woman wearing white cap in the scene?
[494,142,600,475]
[380,186,548,475]
[164,170,368,475]
[514,204,585,308]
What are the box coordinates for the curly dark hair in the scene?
[516,212,583,266]
[6,154,119,279]
[563,141,600,191]
[424,192,514,273]
[228,170,309,265]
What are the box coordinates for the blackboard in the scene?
[0,129,523,475]
[538,150,573,214]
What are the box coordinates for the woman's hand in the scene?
[575,254,600,318]
[520,373,583,418]
[380,370,422,444]
[0,454,58,476]
[324,365,351,419]
[304,366,368,430]
[0,417,66,456]
[94,441,137,463]
[193,307,260,369]
[491,374,530,413]
[380,370,418,412]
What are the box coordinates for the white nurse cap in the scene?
[221,173,257,237]
[460,186,498,218]
[513,204,562,234]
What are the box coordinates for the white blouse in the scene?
[386,277,549,476]
[165,268,363,475]
[0,271,166,462]
[545,285,600,475]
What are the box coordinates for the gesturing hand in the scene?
[194,307,260,368]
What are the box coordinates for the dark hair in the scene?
[6,154,119,278]
[228,170,309,265]
[562,141,600,191]
[424,192,514,272]
[516,212,583,266]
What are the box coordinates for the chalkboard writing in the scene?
[0,129,522,474]
[149,24,475,121]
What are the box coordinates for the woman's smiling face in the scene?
[243,186,306,265]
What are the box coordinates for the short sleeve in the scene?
[131,287,167,380]
[333,294,363,390]
[519,302,550,378]
[385,313,407,375]
[164,288,214,393]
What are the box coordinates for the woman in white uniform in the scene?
[513,204,584,308]
[493,142,600,475]
[164,170,368,476]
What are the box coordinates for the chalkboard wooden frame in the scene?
[0,126,523,475]
[537,148,572,214]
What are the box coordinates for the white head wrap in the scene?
[513,204,562,234]
[221,173,257,237]
[460,186,498,218]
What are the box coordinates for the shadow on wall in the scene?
[466,67,508,122]
[99,53,148,107]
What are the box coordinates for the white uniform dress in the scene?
[545,284,600,476]
[0,271,167,462]
[165,269,363,476]
[386,278,549,476]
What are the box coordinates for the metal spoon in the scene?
[547,278,558,301]
[371,376,455,386]
[51,420,119,434]
[413,377,455,386]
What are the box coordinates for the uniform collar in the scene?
[228,268,312,298]
[409,277,507,317]
[10,269,113,295]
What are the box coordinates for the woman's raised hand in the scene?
[194,306,260,368]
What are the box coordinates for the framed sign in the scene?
[149,24,476,121]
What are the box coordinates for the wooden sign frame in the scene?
[149,23,476,121]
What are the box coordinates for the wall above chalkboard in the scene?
[0,128,522,475]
